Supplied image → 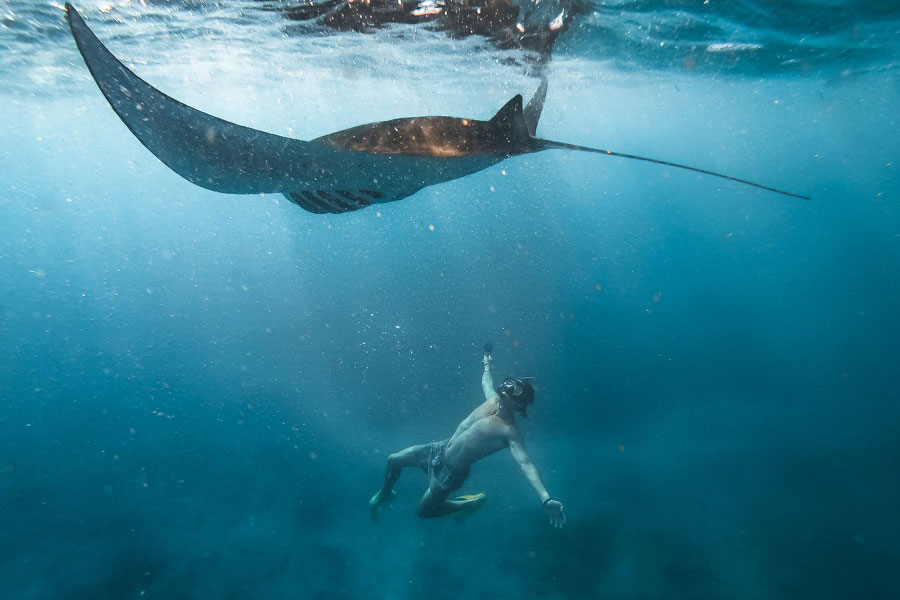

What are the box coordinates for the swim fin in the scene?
[369,489,396,522]
[452,492,487,523]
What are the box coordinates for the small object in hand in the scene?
[484,342,493,354]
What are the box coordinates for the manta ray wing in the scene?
[67,3,323,195]
[65,3,517,213]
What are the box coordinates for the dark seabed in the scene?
[1,1,899,598]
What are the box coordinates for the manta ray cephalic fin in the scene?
[523,77,548,137]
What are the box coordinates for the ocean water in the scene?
[1,1,899,598]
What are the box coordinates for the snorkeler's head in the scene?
[498,377,535,417]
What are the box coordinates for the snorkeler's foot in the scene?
[369,489,396,522]
[452,492,487,523]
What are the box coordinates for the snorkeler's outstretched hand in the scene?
[544,499,566,528]
[483,342,493,367]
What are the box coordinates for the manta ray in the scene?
[65,3,807,215]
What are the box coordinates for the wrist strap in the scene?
[542,497,552,506]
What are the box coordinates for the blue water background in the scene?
[1,1,899,598]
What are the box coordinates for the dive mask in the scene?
[501,377,525,397]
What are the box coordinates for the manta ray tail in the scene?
[541,140,810,200]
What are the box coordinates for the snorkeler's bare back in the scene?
[443,398,514,471]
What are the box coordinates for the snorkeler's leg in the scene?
[382,444,430,493]
[370,443,430,517]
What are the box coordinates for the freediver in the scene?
[370,343,566,527]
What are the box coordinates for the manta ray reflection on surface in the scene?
[262,0,578,60]
[65,3,808,215]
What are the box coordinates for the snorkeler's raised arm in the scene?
[509,430,566,528]
[482,343,498,401]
